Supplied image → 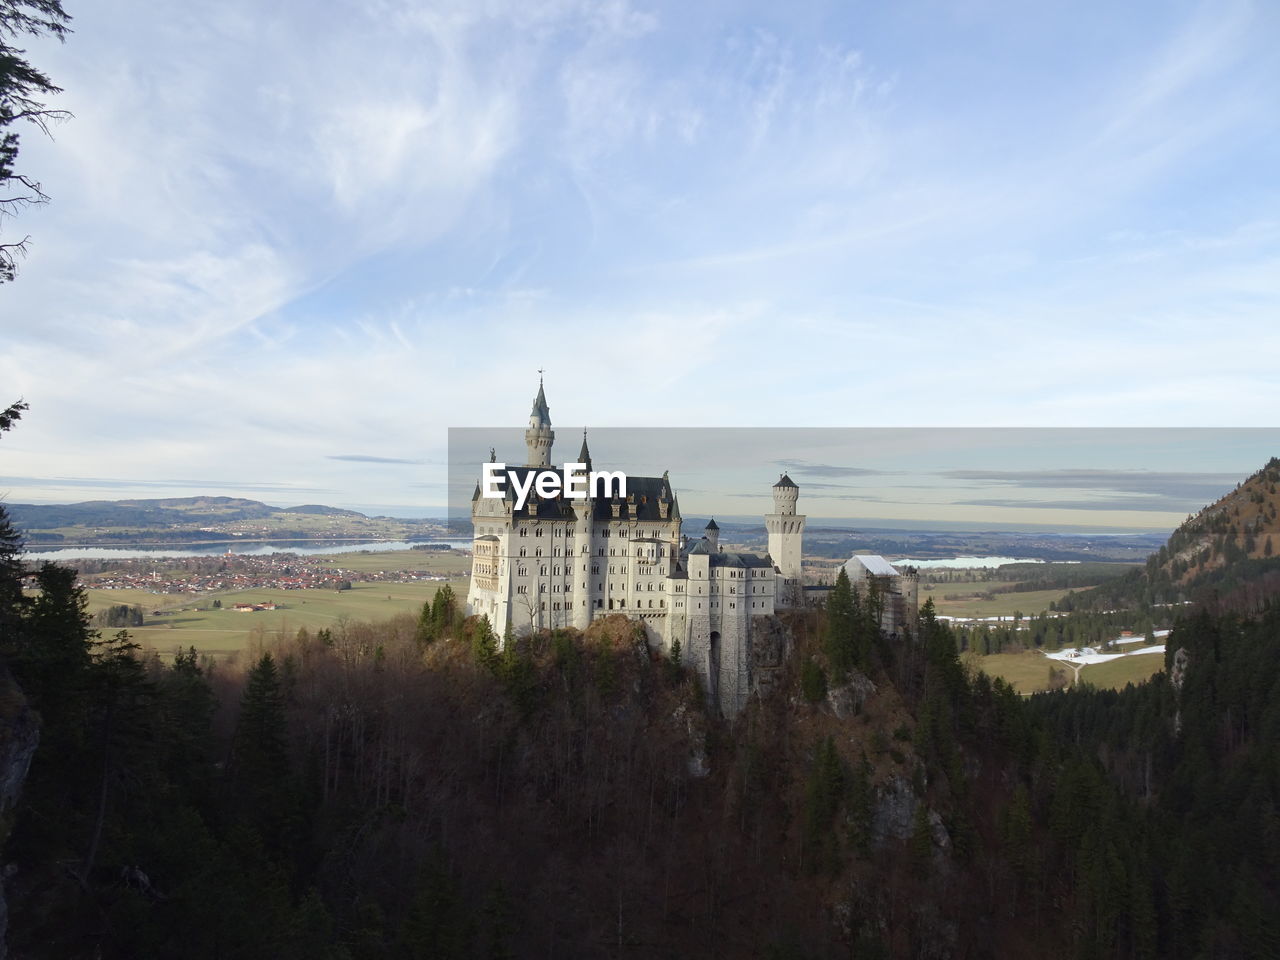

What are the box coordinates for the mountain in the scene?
[5,496,281,530]
[1082,457,1280,612]
[4,497,445,545]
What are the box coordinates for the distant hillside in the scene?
[281,503,365,517]
[6,496,368,530]
[1082,456,1280,611]
[2,497,453,545]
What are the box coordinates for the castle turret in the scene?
[525,377,554,467]
[704,518,719,552]
[571,433,595,630]
[766,474,805,604]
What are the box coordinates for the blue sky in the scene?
[2,0,1278,522]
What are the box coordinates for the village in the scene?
[64,551,450,596]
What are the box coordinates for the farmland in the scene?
[71,548,470,660]
[974,649,1166,694]
[87,580,452,660]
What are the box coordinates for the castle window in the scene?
[539,583,546,592]
[536,528,544,537]
[519,528,527,537]
[535,548,542,557]
[518,547,526,557]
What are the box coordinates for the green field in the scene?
[928,586,1071,619]
[976,650,1166,694]
[1080,653,1165,690]
[307,548,471,575]
[86,580,454,660]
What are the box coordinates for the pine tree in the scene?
[432,584,458,637]
[228,653,295,846]
[824,569,856,676]
[415,598,436,647]
[909,803,933,877]
[472,615,498,672]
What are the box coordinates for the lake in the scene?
[24,539,472,561]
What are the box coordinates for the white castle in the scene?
[466,380,806,717]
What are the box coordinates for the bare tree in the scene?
[1,1,72,281]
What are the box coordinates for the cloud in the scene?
[326,455,424,465]
[939,469,1239,502]
[773,460,893,479]
[0,476,332,494]
[957,497,1205,512]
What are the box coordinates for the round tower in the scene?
[525,376,555,467]
[765,474,805,597]
[772,473,799,515]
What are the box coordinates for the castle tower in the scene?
[765,474,805,598]
[525,376,554,467]
[704,518,720,552]
[570,431,595,629]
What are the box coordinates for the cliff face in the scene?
[0,667,40,960]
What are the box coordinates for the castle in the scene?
[466,380,805,717]
[841,554,920,637]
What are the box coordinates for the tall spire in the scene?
[578,428,591,471]
[529,373,551,428]
[525,374,555,466]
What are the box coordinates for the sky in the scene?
[447,426,1280,531]
[2,0,1278,526]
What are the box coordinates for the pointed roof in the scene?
[774,473,798,489]
[529,381,551,426]
[578,429,591,464]
[705,518,719,531]
[472,480,482,501]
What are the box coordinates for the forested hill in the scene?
[7,496,364,529]
[1083,457,1280,612]
[5,497,443,544]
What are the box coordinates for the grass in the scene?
[85,580,456,660]
[928,586,1072,619]
[972,652,1056,694]
[975,650,1166,695]
[307,548,470,575]
[1079,653,1165,690]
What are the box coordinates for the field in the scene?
[975,650,1166,694]
[87,581,450,660]
[927,586,1072,619]
[306,548,471,575]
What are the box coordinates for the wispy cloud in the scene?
[326,455,424,465]
[2,0,1278,511]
